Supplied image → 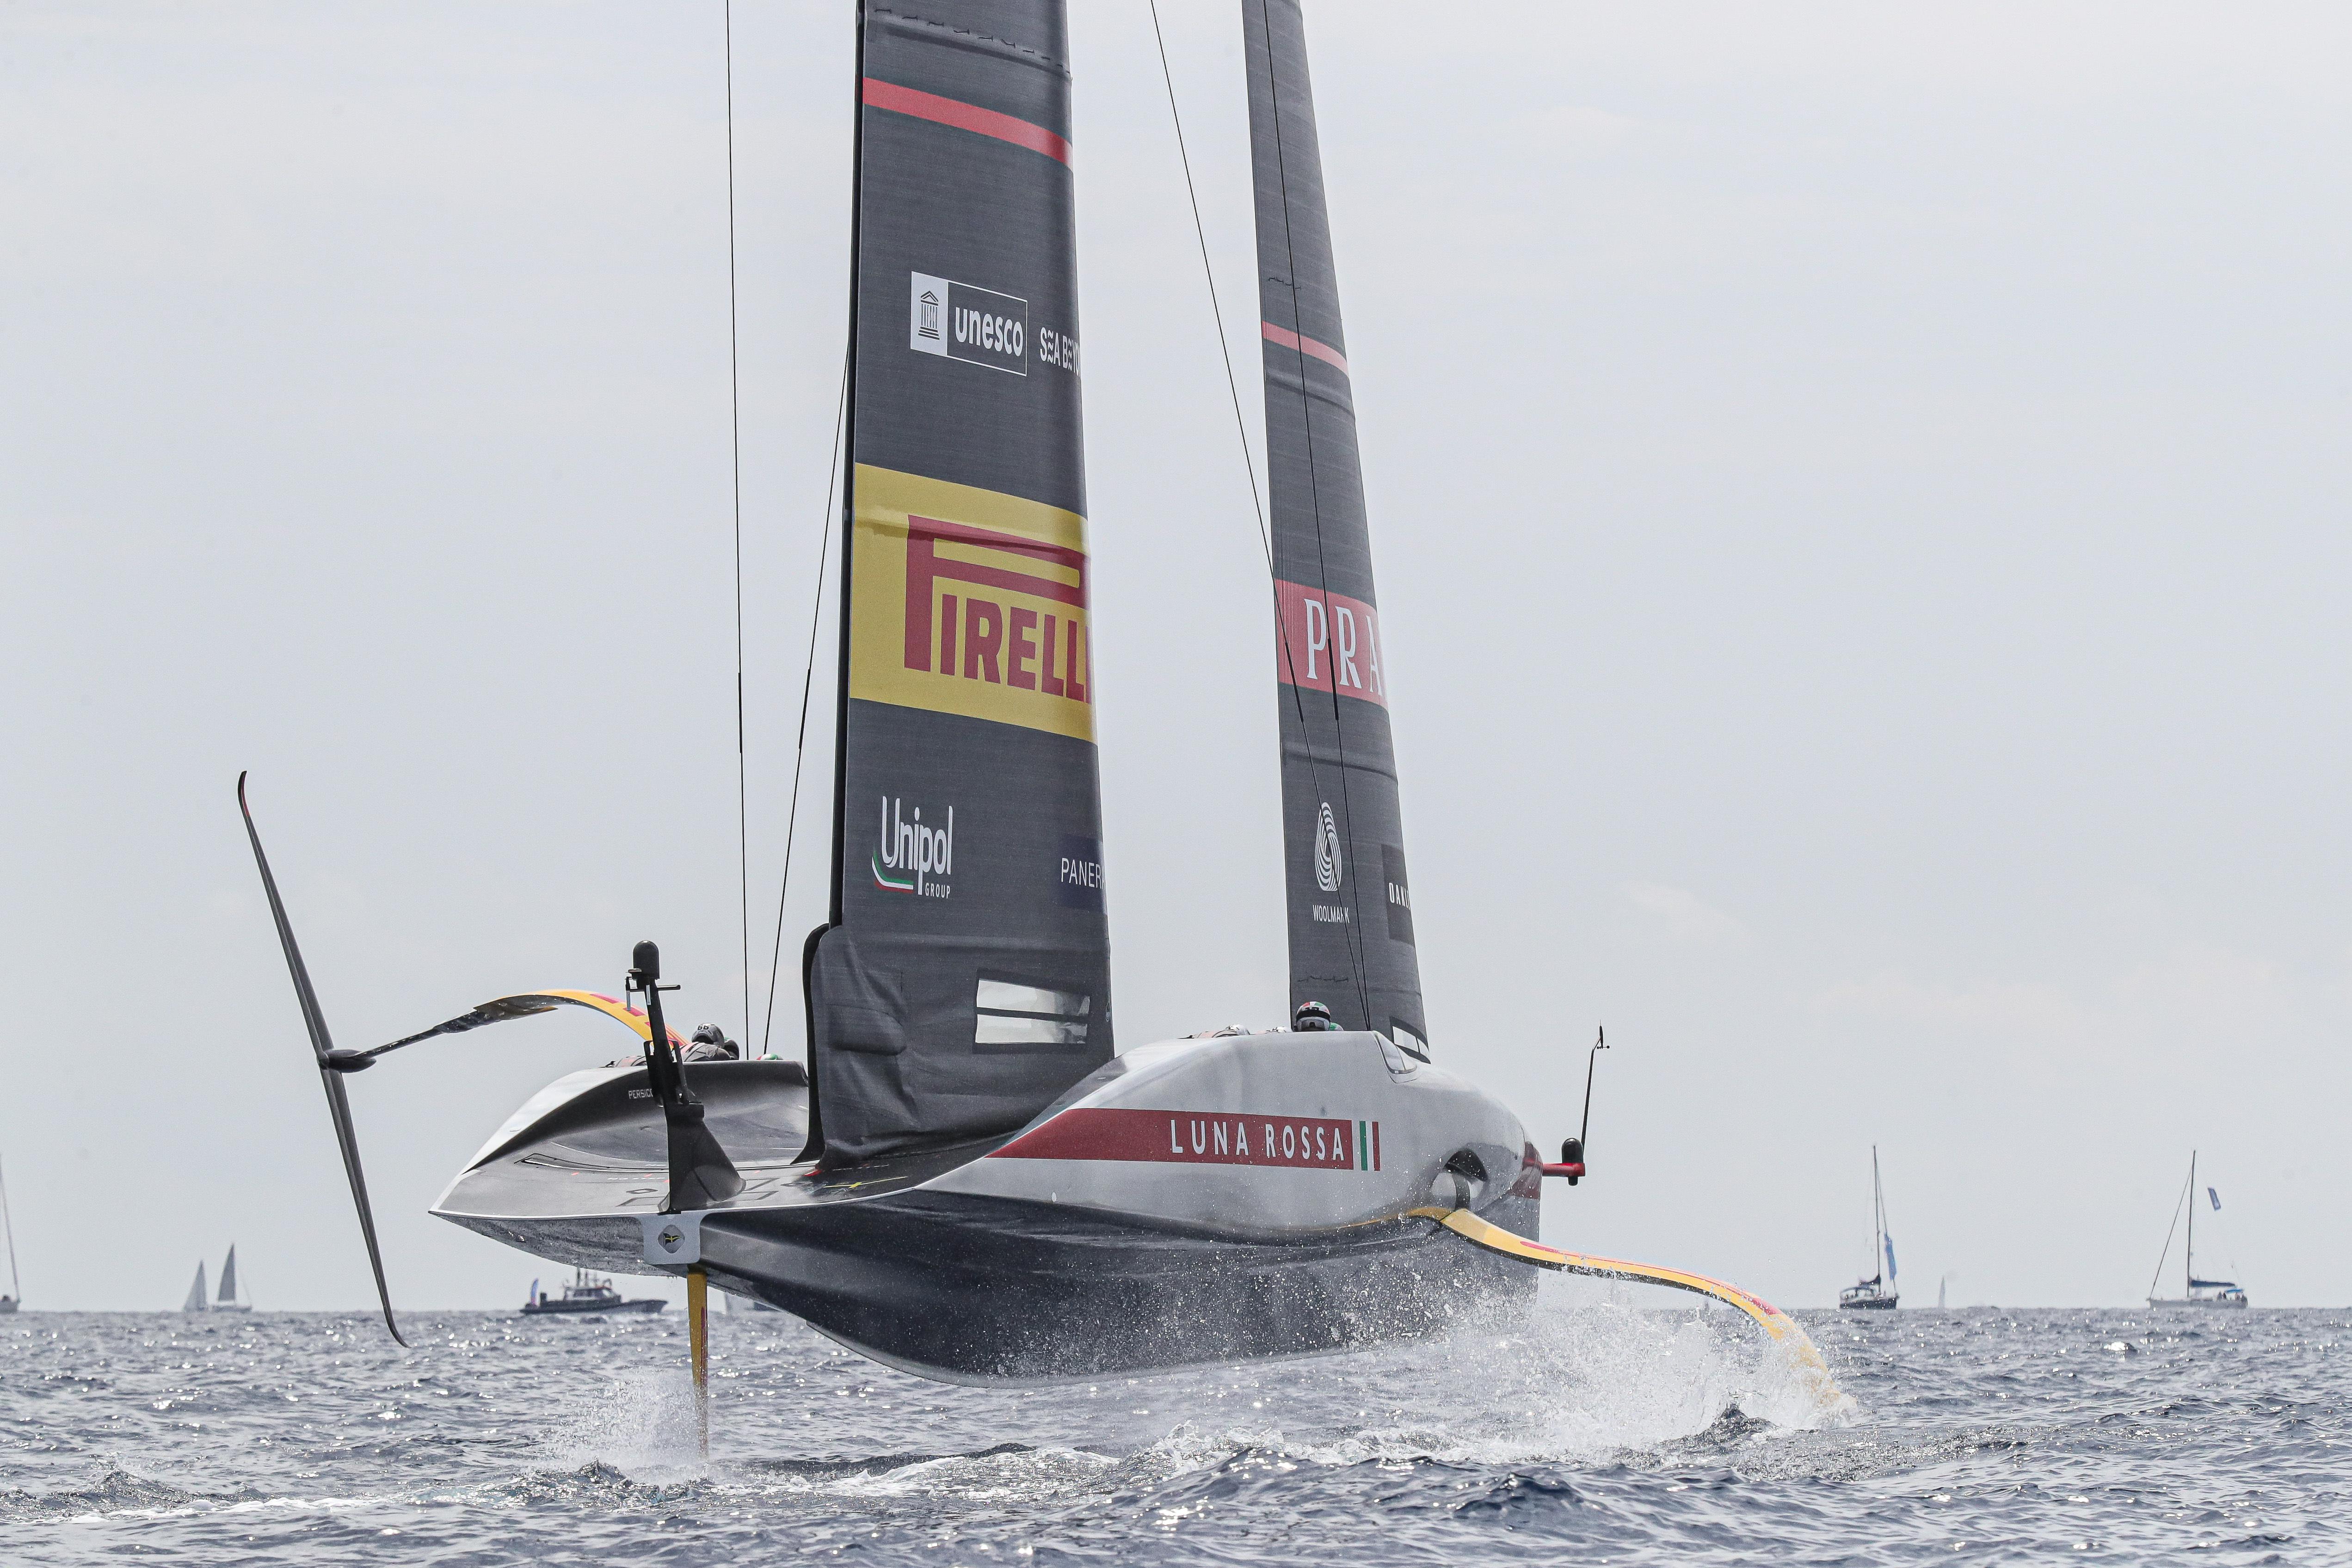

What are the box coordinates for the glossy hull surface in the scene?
[436,1032,1541,1383]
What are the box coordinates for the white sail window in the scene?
[976,978,1090,1048]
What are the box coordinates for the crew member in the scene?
[1292,1000,1342,1032]
[683,1023,741,1062]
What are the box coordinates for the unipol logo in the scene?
[873,796,954,898]
[909,271,1027,375]
[1314,802,1344,893]
[1275,579,1387,707]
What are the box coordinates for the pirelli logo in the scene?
[849,465,1096,741]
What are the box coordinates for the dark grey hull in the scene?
[736,1193,1536,1384]
[452,1187,1537,1385]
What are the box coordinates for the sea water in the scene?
[2,1293,2346,1564]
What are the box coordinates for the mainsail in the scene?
[806,0,1111,1163]
[1244,0,1426,1050]
[218,1245,239,1306]
[182,1262,208,1314]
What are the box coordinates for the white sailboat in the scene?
[1837,1146,1899,1310]
[180,1247,256,1313]
[2147,1151,2247,1309]
[0,1150,20,1314]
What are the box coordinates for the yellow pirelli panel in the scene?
[848,464,1097,742]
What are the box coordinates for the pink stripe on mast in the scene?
[1262,320,1349,375]
[862,78,1071,166]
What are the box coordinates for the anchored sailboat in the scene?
[240,0,1835,1396]
[1837,1147,1897,1310]
[2147,1151,2247,1309]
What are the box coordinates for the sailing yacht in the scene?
[180,1247,255,1313]
[0,1151,19,1314]
[1837,1147,1898,1310]
[242,0,1836,1391]
[2147,1151,2247,1308]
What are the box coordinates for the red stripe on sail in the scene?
[1262,321,1349,375]
[862,78,1071,166]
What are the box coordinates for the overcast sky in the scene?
[4,2,2347,1316]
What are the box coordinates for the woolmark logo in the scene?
[910,271,1027,375]
[1314,802,1344,893]
[873,796,954,898]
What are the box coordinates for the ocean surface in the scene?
[2,1294,2346,1565]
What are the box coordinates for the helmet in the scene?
[690,1023,727,1045]
[1292,1000,1336,1030]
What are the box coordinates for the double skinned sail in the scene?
[807,1,1111,1163]
[1244,0,1427,1051]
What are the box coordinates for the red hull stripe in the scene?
[993,1107,1372,1170]
[862,78,1071,167]
[1262,320,1350,375]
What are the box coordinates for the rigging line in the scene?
[760,349,850,1057]
[724,0,751,1047]
[2146,1162,2194,1301]
[1153,0,1361,1029]
[1254,0,1375,1033]
[1147,0,1269,570]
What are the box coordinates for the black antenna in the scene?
[1549,1026,1609,1183]
[1578,1025,1609,1155]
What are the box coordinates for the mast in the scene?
[0,1152,18,1303]
[802,0,1112,1164]
[2186,1150,2196,1294]
[1872,1152,1891,1288]
[1244,0,1426,1049]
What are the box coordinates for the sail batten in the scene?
[807,1,1110,1165]
[1245,0,1426,1044]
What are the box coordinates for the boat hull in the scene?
[520,1298,665,1317]
[2148,1296,2248,1309]
[436,1032,1542,1383]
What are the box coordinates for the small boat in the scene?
[180,1247,255,1313]
[1837,1146,1899,1310]
[2147,1151,2247,1308]
[521,1269,666,1317]
[0,1150,19,1314]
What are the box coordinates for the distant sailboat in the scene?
[180,1248,255,1313]
[1838,1146,1899,1310]
[0,1150,19,1314]
[2147,1151,2247,1308]
[214,1245,254,1312]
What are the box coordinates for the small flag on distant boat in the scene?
[2208,1187,2221,1211]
